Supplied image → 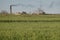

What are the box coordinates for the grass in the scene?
[0,14,60,40]
[0,14,60,20]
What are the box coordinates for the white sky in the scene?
[0,0,60,14]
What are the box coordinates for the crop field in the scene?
[0,14,60,40]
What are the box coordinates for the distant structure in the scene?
[14,12,21,15]
[32,8,45,15]
[10,5,17,14]
[10,5,12,14]
[10,4,34,14]
[32,1,46,15]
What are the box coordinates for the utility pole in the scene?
[10,5,12,14]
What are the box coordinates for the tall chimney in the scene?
[10,5,12,14]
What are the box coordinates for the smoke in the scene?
[48,1,54,8]
[11,3,34,8]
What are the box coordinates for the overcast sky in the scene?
[0,0,60,13]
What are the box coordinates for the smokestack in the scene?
[10,5,16,14]
[10,4,34,14]
[10,5,12,14]
[10,4,19,14]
